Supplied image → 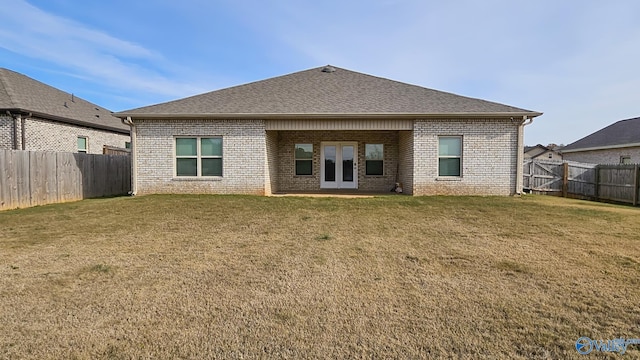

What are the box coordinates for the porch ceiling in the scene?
[265,118,413,130]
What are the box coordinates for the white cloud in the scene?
[0,0,637,144]
[249,0,640,145]
[0,0,208,102]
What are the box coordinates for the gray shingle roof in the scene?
[0,68,128,133]
[116,66,541,118]
[562,117,640,152]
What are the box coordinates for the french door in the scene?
[320,142,358,189]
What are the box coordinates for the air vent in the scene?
[321,65,336,73]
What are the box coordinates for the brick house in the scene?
[524,144,563,161]
[562,116,640,164]
[115,66,542,196]
[0,68,129,154]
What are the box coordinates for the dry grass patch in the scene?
[1,194,639,359]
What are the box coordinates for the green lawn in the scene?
[1,194,639,359]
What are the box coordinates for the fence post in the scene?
[594,165,600,201]
[562,162,569,197]
[634,164,639,206]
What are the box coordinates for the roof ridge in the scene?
[617,116,640,123]
[563,116,640,151]
[116,65,541,117]
[0,67,128,132]
[321,66,535,112]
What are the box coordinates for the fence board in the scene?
[57,152,79,203]
[523,160,564,192]
[15,151,31,209]
[0,151,16,209]
[597,166,636,203]
[567,163,596,197]
[524,159,640,206]
[0,150,130,211]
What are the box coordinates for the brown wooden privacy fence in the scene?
[524,160,640,206]
[0,150,131,211]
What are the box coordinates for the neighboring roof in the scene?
[562,117,640,153]
[0,68,129,133]
[116,65,542,119]
[524,144,548,153]
[524,144,550,158]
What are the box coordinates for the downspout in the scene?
[515,115,534,195]
[122,116,137,195]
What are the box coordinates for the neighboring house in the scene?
[524,144,563,161]
[562,117,640,164]
[0,68,130,154]
[115,65,542,196]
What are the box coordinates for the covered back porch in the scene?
[265,126,414,195]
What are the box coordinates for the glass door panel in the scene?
[321,142,357,189]
[324,145,336,182]
[342,145,354,182]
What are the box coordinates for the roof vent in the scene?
[321,65,336,73]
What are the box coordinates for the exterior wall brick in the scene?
[134,119,267,195]
[398,130,414,195]
[412,119,518,195]
[0,115,14,149]
[133,119,520,196]
[562,147,640,164]
[276,130,399,192]
[265,130,279,194]
[24,117,129,154]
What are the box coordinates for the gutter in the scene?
[122,116,137,195]
[561,142,640,153]
[515,116,535,195]
[4,107,129,134]
[113,111,544,120]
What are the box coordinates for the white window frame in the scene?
[620,155,631,164]
[77,136,88,153]
[365,143,384,176]
[294,143,313,176]
[174,136,223,177]
[438,136,463,177]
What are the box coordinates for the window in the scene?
[77,136,88,153]
[125,142,131,149]
[176,137,222,177]
[365,144,384,175]
[295,144,313,175]
[620,156,631,164]
[548,153,553,159]
[438,136,462,177]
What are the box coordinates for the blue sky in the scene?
[1,0,638,146]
